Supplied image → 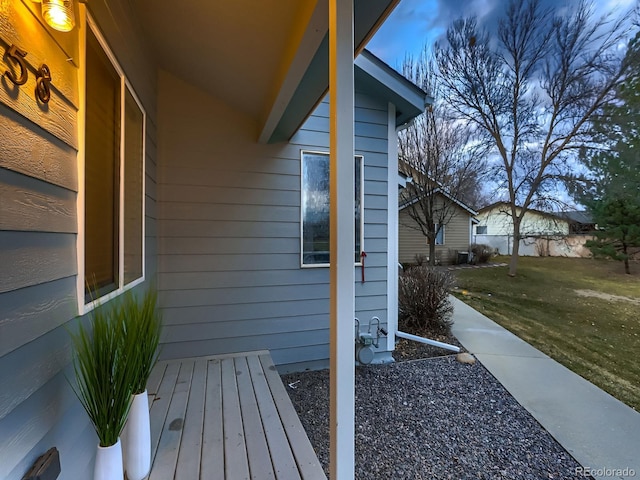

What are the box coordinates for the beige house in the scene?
[474,202,593,257]
[399,191,478,265]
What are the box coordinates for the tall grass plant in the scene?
[70,300,140,447]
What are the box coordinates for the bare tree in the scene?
[399,49,487,266]
[435,0,633,276]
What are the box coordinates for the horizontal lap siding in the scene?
[0,1,158,479]
[438,208,472,263]
[399,202,472,265]
[158,78,389,370]
[399,209,428,264]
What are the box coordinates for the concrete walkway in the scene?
[450,296,640,480]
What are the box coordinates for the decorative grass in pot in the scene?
[70,299,140,480]
[121,289,162,480]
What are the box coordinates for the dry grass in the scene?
[453,256,640,411]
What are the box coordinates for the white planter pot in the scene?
[94,438,123,480]
[123,390,151,480]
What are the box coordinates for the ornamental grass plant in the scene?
[70,299,141,447]
[122,289,162,395]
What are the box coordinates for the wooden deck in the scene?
[146,351,326,480]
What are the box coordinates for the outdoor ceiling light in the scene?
[40,0,76,32]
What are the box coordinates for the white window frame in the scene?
[476,225,487,235]
[77,13,146,314]
[300,150,364,268]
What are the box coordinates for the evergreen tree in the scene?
[580,31,640,274]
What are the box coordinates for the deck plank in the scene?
[221,357,250,480]
[147,361,167,408]
[175,359,207,480]
[149,362,180,466]
[201,359,225,480]
[246,355,299,479]
[147,352,325,480]
[235,356,275,479]
[149,360,194,480]
[147,361,167,396]
[259,354,326,480]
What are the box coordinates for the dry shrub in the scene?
[471,243,493,264]
[399,266,454,334]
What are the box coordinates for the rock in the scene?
[456,352,476,365]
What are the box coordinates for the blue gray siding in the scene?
[157,74,390,371]
[0,1,157,478]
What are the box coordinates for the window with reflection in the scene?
[301,151,363,266]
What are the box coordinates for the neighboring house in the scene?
[474,202,593,257]
[399,190,478,265]
[0,1,427,478]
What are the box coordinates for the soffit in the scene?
[133,0,399,142]
[132,0,314,119]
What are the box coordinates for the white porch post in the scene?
[329,0,355,478]
[386,103,398,351]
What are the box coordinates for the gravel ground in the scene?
[281,356,590,479]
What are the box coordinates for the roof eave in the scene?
[355,49,428,127]
[260,0,402,144]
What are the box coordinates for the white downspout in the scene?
[387,114,417,351]
[386,103,398,352]
[392,107,461,356]
[396,330,461,353]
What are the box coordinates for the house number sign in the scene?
[3,43,52,104]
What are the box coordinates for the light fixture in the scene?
[41,0,76,32]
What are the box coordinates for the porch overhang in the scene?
[133,0,400,145]
[261,0,402,143]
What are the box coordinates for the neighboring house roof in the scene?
[399,187,479,217]
[477,201,564,221]
[397,170,411,188]
[478,204,595,230]
[355,50,431,127]
[559,210,594,224]
[397,159,478,217]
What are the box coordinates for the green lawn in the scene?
[452,256,640,411]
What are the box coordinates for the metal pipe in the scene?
[396,331,460,353]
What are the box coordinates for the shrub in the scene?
[398,266,454,334]
[413,253,427,266]
[471,243,493,264]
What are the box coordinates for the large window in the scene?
[301,151,363,267]
[82,20,145,305]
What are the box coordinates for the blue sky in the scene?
[368,0,636,70]
[368,0,637,208]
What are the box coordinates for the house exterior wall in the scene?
[399,200,472,265]
[475,205,570,237]
[474,205,574,256]
[0,2,157,479]
[474,234,594,257]
[157,72,391,372]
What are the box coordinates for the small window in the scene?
[82,19,145,306]
[301,151,363,266]
[476,225,487,235]
[435,224,445,245]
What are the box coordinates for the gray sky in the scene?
[368,0,636,70]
